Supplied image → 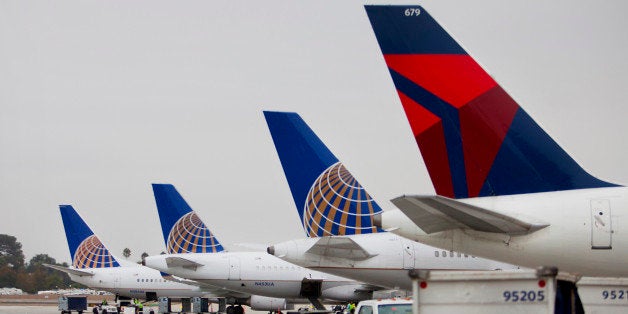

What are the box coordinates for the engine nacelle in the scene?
[322,285,373,302]
[248,295,293,311]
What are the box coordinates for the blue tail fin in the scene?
[151,184,224,253]
[264,111,384,237]
[365,5,618,198]
[59,205,120,268]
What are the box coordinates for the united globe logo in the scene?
[73,235,119,268]
[303,162,383,236]
[166,212,223,253]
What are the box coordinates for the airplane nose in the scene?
[267,246,275,256]
[372,213,382,228]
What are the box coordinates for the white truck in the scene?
[355,298,412,314]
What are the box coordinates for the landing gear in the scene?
[226,304,244,314]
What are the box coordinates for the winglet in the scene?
[151,184,224,253]
[264,111,384,237]
[59,205,120,268]
[365,5,618,198]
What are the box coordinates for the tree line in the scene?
[0,234,80,293]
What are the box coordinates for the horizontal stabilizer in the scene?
[165,256,204,270]
[306,237,376,261]
[391,195,548,235]
[43,264,94,277]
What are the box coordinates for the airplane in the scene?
[263,111,518,291]
[143,184,378,309]
[51,205,306,314]
[364,5,627,277]
[46,205,216,300]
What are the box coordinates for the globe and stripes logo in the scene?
[303,162,383,236]
[166,212,223,253]
[73,235,119,268]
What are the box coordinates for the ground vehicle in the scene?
[355,299,412,314]
[59,296,87,314]
[94,304,119,314]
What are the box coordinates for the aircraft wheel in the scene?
[226,305,235,314]
[235,305,244,314]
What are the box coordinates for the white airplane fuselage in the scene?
[67,264,206,299]
[269,232,518,291]
[144,251,372,302]
[383,187,628,277]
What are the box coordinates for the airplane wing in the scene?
[43,264,94,277]
[306,237,377,261]
[165,256,204,270]
[391,195,548,235]
[159,272,249,299]
[355,284,388,292]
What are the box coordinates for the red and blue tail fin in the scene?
[365,5,618,198]
[59,205,120,268]
[264,111,384,237]
[151,184,224,253]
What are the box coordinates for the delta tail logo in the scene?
[73,235,120,268]
[303,162,382,237]
[365,5,616,198]
[166,211,223,254]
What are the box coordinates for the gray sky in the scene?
[2,0,628,264]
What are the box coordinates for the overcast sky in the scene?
[2,0,628,264]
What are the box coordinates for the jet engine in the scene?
[322,284,373,302]
[248,295,294,311]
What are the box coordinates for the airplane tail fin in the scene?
[151,184,224,253]
[264,111,384,237]
[365,5,618,198]
[59,205,120,268]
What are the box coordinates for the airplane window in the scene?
[457,252,461,257]
[450,251,454,258]
[137,279,139,282]
[442,251,447,257]
[464,254,468,258]
[434,251,439,257]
